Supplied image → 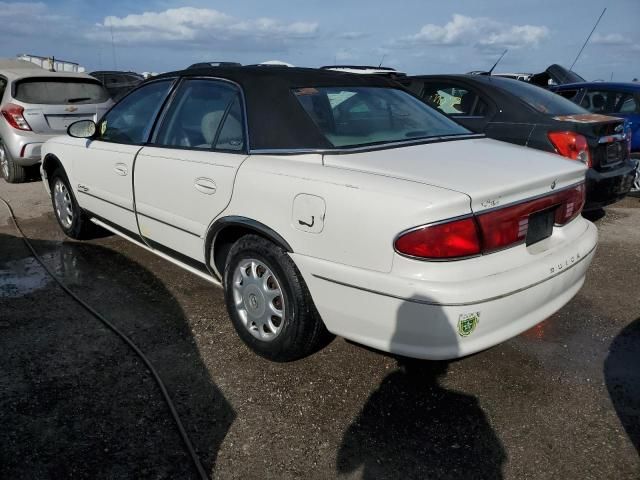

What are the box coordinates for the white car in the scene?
[41,67,597,362]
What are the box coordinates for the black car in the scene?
[89,71,144,101]
[401,74,636,210]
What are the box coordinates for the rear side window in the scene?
[484,77,585,115]
[154,79,245,151]
[421,83,489,116]
[620,95,640,113]
[14,78,110,105]
[293,86,469,148]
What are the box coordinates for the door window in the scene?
[582,89,640,114]
[97,80,173,144]
[154,79,245,151]
[422,83,489,117]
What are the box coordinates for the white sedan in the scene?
[40,67,597,361]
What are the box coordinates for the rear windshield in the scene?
[486,77,586,115]
[293,86,470,148]
[14,78,110,105]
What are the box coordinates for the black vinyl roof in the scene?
[153,66,400,150]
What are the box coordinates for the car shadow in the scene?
[337,297,506,479]
[604,317,640,455]
[582,208,606,222]
[0,232,235,479]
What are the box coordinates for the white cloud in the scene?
[337,31,368,40]
[89,7,318,45]
[592,33,632,46]
[397,14,548,50]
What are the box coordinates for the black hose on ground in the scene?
[0,197,210,480]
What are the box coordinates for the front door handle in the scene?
[114,164,128,176]
[194,178,217,195]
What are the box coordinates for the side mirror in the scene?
[67,119,97,139]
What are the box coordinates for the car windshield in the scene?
[14,78,110,105]
[293,86,470,148]
[486,77,586,115]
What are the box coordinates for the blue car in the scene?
[552,82,640,192]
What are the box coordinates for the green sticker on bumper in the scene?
[458,312,480,337]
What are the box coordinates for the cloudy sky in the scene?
[1,0,638,80]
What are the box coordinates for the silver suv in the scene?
[0,61,113,183]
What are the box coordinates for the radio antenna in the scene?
[378,54,386,68]
[569,7,606,71]
[487,49,508,75]
[109,20,118,70]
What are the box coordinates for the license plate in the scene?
[526,208,555,246]
[605,142,623,164]
[46,114,93,131]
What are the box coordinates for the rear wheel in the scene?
[0,142,26,184]
[223,234,332,361]
[50,168,95,239]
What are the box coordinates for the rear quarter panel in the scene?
[220,154,472,273]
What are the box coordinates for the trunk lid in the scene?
[323,137,587,213]
[529,64,586,88]
[549,113,628,169]
[23,103,111,134]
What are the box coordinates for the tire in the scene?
[49,168,95,239]
[630,156,640,196]
[0,141,26,184]
[223,234,332,361]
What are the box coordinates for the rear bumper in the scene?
[293,219,597,360]
[1,129,58,166]
[584,160,636,209]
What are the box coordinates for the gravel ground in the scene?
[1,180,638,479]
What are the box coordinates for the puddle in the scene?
[0,257,51,298]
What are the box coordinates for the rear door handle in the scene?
[194,178,217,195]
[114,164,128,176]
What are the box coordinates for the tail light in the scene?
[624,123,632,158]
[395,183,585,260]
[1,103,31,131]
[394,217,481,259]
[548,131,592,167]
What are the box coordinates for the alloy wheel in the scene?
[232,258,285,341]
[53,179,74,229]
[633,162,640,193]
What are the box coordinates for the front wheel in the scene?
[631,157,640,196]
[223,234,332,361]
[50,168,95,239]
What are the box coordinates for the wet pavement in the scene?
[1,181,639,479]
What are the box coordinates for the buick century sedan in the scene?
[41,67,597,361]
